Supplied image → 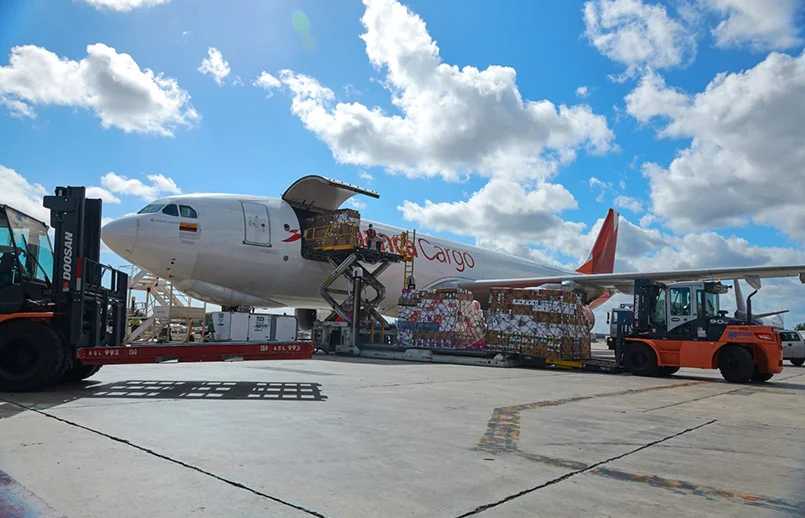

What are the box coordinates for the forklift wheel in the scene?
[656,366,680,377]
[750,371,773,383]
[750,364,773,383]
[623,342,658,377]
[0,320,67,392]
[718,346,754,383]
[59,363,103,383]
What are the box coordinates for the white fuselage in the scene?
[101,194,578,316]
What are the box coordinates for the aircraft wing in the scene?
[457,264,805,296]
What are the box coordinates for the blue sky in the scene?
[2,0,805,329]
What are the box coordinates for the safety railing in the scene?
[303,225,361,252]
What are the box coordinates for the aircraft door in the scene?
[241,201,271,247]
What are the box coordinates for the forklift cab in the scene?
[645,280,730,340]
[0,205,53,312]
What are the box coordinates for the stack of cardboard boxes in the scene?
[485,288,591,360]
[301,208,361,251]
[397,288,486,350]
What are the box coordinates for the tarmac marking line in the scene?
[0,398,330,518]
[469,378,805,516]
[458,419,717,517]
[642,386,747,412]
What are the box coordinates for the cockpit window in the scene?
[162,204,179,217]
[179,205,197,218]
[138,204,164,214]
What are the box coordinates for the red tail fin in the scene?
[576,209,619,275]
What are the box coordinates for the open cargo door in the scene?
[282,175,379,213]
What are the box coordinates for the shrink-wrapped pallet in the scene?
[485,288,591,360]
[396,288,486,350]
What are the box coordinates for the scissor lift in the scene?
[300,218,404,353]
[316,247,402,354]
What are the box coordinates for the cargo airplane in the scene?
[101,175,805,329]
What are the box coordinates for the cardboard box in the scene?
[485,288,591,360]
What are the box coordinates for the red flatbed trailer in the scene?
[77,341,314,365]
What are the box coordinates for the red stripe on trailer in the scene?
[76,341,313,365]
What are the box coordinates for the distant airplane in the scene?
[101,175,805,329]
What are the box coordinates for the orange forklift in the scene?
[612,279,783,383]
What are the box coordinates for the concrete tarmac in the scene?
[1,344,804,517]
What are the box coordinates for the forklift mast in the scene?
[632,279,662,333]
[43,186,128,348]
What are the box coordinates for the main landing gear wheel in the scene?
[0,320,67,392]
[718,346,755,383]
[623,342,658,377]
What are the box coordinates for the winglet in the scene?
[576,209,619,275]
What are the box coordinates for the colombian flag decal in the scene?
[179,222,198,233]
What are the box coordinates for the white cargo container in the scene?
[248,314,272,341]
[273,315,298,341]
[208,312,298,342]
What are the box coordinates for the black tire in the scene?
[59,363,102,383]
[623,342,658,376]
[751,371,773,383]
[0,320,67,392]
[718,346,755,383]
[656,366,680,377]
[791,358,805,367]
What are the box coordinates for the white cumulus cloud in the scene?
[86,186,121,204]
[101,172,182,200]
[253,71,281,97]
[198,47,231,85]
[0,165,50,223]
[0,43,199,136]
[0,165,127,223]
[398,179,584,248]
[613,194,644,213]
[262,0,614,182]
[583,0,697,78]
[701,0,803,51]
[80,0,170,11]
[625,50,805,240]
[576,86,590,98]
[345,198,367,210]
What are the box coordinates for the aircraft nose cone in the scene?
[102,217,138,259]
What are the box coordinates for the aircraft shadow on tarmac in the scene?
[0,380,327,420]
